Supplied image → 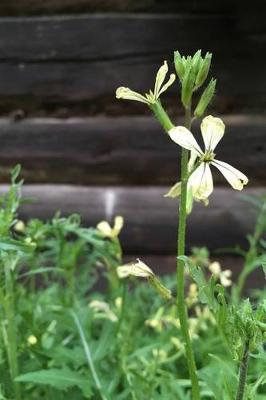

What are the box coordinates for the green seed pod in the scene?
[194,78,216,117]
[195,52,212,89]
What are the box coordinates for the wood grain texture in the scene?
[0,115,264,185]
[0,14,264,113]
[3,184,263,255]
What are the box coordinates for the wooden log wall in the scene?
[0,5,265,263]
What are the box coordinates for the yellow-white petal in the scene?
[164,182,194,214]
[27,335,38,345]
[212,159,248,190]
[209,261,221,275]
[158,73,176,97]
[89,300,118,322]
[113,216,124,236]
[117,259,154,279]
[97,221,112,237]
[154,61,168,98]
[186,185,194,214]
[188,163,213,200]
[188,150,198,172]
[164,182,181,198]
[168,126,203,155]
[116,87,149,104]
[201,115,225,151]
[220,270,232,287]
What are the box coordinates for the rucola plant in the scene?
[116,50,251,399]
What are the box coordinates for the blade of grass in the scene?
[70,310,108,400]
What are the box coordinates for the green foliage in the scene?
[16,369,93,397]
[0,167,264,399]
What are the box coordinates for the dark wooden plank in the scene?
[0,14,234,61]
[0,1,233,16]
[0,14,264,112]
[5,185,263,255]
[0,115,264,185]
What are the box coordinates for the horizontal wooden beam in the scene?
[0,115,264,185]
[3,184,263,255]
[0,14,264,112]
[0,1,233,16]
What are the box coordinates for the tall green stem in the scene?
[4,266,21,400]
[150,100,200,398]
[235,341,249,400]
[177,104,200,400]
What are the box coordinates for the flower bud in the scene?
[174,50,185,81]
[14,220,25,233]
[181,63,195,108]
[192,50,202,76]
[195,52,212,89]
[27,335,38,345]
[194,78,216,117]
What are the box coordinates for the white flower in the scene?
[209,261,232,287]
[116,61,175,105]
[97,216,124,238]
[186,283,198,307]
[168,115,248,201]
[117,258,154,278]
[14,220,26,233]
[89,300,118,322]
[27,335,38,345]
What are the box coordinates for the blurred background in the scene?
[0,1,265,280]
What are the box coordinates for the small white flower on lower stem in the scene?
[168,115,248,202]
[117,258,154,279]
[116,61,175,105]
[14,220,26,233]
[209,261,232,287]
[89,300,118,322]
[27,335,38,346]
[97,216,124,238]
